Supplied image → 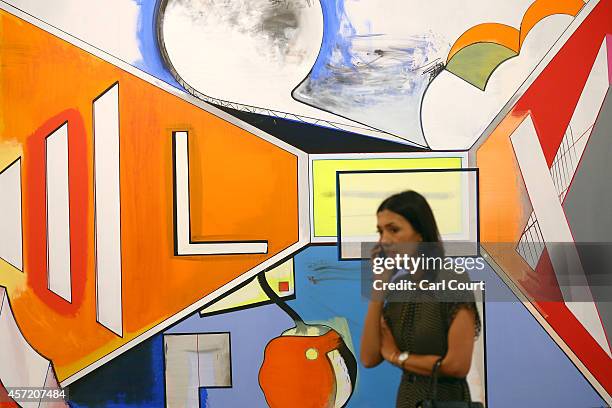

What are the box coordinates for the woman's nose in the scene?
[379,234,392,246]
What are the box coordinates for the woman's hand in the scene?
[370,243,395,300]
[360,243,398,368]
[380,316,400,366]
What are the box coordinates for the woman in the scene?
[360,190,481,408]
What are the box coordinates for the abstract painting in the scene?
[1,0,610,407]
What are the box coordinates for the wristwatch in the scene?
[396,351,410,367]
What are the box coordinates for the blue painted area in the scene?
[148,334,166,406]
[67,334,165,407]
[306,1,433,89]
[199,387,208,407]
[481,268,606,407]
[133,0,184,89]
[308,0,356,81]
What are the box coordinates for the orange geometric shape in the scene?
[446,0,583,90]
[520,0,584,47]
[447,23,520,62]
[259,330,344,408]
[0,7,301,384]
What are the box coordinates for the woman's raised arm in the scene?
[360,299,385,368]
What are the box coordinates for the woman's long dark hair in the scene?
[377,190,445,258]
[378,191,481,337]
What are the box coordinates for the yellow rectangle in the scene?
[312,157,463,237]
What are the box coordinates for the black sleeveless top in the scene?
[382,270,482,408]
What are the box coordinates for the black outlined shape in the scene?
[171,131,268,256]
[335,168,481,261]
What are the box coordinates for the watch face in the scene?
[398,352,409,362]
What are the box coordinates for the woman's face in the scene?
[376,209,422,256]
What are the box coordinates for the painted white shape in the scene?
[161,0,322,104]
[94,84,123,336]
[510,115,611,357]
[164,335,199,408]
[6,0,141,63]
[422,14,575,150]
[467,295,486,404]
[553,37,609,201]
[327,348,352,408]
[197,333,231,387]
[40,364,70,408]
[569,37,610,139]
[46,123,72,302]
[173,131,268,255]
[0,287,52,408]
[0,158,23,270]
[164,333,231,407]
[162,2,316,117]
[517,38,609,267]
